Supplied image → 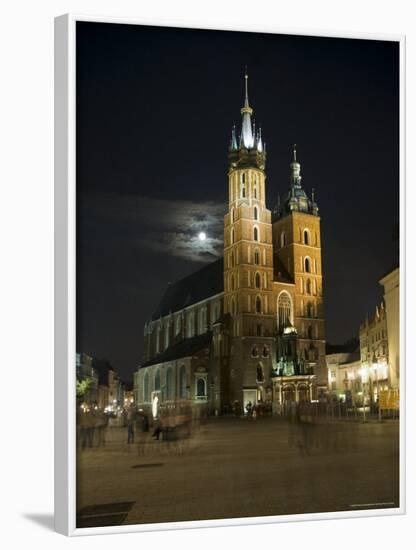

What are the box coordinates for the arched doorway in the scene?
[282,384,295,403]
[298,384,309,402]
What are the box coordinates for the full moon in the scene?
[198,232,207,241]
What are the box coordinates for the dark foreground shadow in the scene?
[23,513,54,531]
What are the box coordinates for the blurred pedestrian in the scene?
[126,404,136,444]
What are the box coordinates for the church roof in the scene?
[140,332,213,368]
[151,258,224,320]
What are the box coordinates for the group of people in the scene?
[77,408,109,449]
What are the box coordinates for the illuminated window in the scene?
[278,292,292,331]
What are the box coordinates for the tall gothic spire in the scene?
[240,70,254,149]
[228,72,266,170]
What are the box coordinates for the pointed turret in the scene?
[230,124,238,151]
[228,71,266,171]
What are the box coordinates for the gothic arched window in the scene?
[187,312,194,338]
[231,227,235,245]
[179,365,187,399]
[175,315,181,336]
[255,296,262,314]
[144,371,149,402]
[277,292,292,332]
[254,249,260,265]
[154,369,161,392]
[254,206,258,220]
[306,302,314,318]
[166,367,173,400]
[255,272,261,289]
[254,226,259,242]
[304,257,311,273]
[241,173,246,198]
[306,279,312,295]
[199,307,207,334]
[304,229,310,245]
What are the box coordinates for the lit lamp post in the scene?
[372,353,382,421]
[359,365,369,423]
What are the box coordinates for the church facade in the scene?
[133,75,327,417]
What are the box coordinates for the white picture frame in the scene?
[54,13,406,536]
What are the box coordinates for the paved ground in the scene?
[76,416,400,527]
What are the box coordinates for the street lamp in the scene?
[371,353,382,421]
[359,365,369,422]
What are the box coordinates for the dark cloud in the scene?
[79,192,225,263]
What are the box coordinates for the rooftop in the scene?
[140,332,213,369]
[151,258,224,320]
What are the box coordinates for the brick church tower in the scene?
[224,73,278,406]
[223,73,327,408]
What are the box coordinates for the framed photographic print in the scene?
[54,14,405,535]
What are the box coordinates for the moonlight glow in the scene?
[198,232,207,241]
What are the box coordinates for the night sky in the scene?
[76,22,399,382]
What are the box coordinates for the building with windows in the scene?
[326,351,362,406]
[379,267,400,391]
[359,303,390,403]
[134,74,327,417]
